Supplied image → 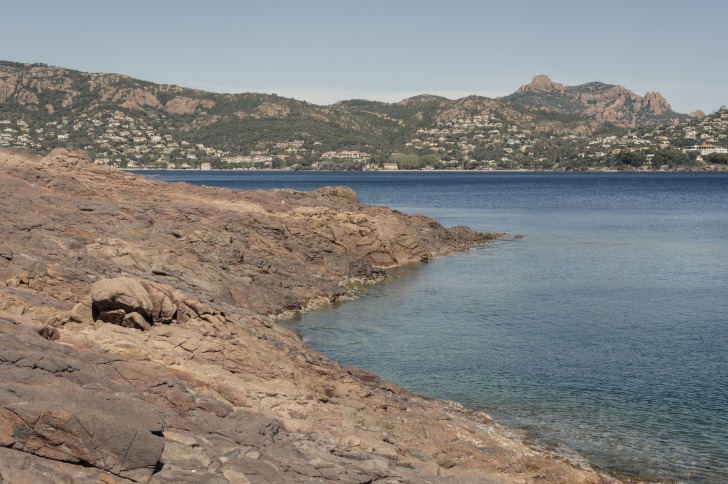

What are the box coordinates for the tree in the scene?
[390,152,421,170]
[420,153,443,168]
[613,151,645,167]
[705,153,728,164]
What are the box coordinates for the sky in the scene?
[1,0,725,113]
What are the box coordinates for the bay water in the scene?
[146,170,728,482]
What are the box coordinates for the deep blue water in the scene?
[141,170,728,483]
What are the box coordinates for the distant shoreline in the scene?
[121,167,728,173]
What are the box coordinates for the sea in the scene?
[140,170,728,483]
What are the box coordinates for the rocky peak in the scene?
[518,75,565,95]
[689,110,706,119]
[505,74,685,128]
[643,91,671,116]
[602,85,632,100]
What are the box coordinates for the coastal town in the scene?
[0,60,726,171]
[1,107,726,171]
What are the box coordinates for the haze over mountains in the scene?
[1,60,724,171]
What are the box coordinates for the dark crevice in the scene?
[152,460,164,475]
[91,303,100,321]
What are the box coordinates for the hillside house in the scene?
[685,144,727,155]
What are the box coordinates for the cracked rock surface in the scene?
[0,147,616,483]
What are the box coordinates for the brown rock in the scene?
[643,91,671,116]
[314,185,360,203]
[69,300,94,325]
[122,311,152,330]
[98,309,127,325]
[0,148,612,484]
[118,88,161,111]
[0,314,165,481]
[164,96,200,115]
[138,280,180,323]
[91,277,153,320]
[43,147,93,169]
[518,74,565,94]
[253,102,291,118]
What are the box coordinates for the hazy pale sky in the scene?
[1,0,725,113]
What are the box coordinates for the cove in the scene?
[149,170,728,483]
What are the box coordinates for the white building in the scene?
[322,151,370,161]
[685,144,728,155]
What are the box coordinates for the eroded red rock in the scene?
[0,148,615,483]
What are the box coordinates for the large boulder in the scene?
[91,277,153,321]
[90,278,187,328]
[138,280,179,324]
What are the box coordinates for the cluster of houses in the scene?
[403,109,728,169]
[2,107,727,171]
[675,111,728,158]
[0,113,386,169]
[0,113,227,168]
[0,119,38,149]
[409,115,510,167]
[321,150,370,161]
[222,154,276,165]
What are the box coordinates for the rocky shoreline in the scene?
[0,147,617,483]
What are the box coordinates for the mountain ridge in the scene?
[2,60,723,172]
[0,61,689,125]
[503,74,685,127]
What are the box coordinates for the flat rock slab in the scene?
[0,148,612,484]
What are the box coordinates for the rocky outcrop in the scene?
[517,75,565,95]
[254,102,292,118]
[116,88,162,111]
[506,75,683,128]
[643,91,671,116]
[0,147,616,483]
[0,314,165,482]
[581,87,673,126]
[164,96,215,115]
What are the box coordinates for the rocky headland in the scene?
[0,147,616,483]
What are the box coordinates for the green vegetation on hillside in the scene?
[0,61,725,171]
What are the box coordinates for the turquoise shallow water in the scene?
[145,171,728,482]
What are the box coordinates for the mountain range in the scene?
[504,74,698,126]
[0,60,721,171]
